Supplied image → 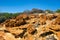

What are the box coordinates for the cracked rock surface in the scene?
[0,13,60,40]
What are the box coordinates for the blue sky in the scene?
[0,0,60,13]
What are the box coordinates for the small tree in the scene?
[55,9,60,13]
[0,16,6,23]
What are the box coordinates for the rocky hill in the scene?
[0,13,60,40]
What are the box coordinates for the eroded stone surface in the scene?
[0,13,60,40]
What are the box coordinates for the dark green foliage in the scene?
[0,16,6,23]
[55,9,60,13]
[0,12,21,23]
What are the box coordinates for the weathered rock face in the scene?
[52,16,60,25]
[0,13,60,40]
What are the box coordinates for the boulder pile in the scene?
[0,13,60,40]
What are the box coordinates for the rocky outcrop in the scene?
[0,13,60,40]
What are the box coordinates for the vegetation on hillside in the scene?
[0,8,60,23]
[55,9,60,13]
